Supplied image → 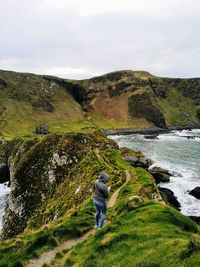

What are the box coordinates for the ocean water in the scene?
[0,183,10,231]
[110,129,200,216]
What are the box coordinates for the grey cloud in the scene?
[0,0,200,79]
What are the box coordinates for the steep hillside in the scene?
[0,131,119,239]
[0,70,92,137]
[0,132,200,266]
[0,69,200,138]
[74,70,200,128]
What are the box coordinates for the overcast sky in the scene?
[0,0,200,79]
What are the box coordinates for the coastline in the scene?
[103,125,200,136]
[108,127,200,223]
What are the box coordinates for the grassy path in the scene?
[27,170,131,267]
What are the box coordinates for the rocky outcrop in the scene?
[149,166,171,184]
[1,132,117,239]
[159,187,181,210]
[189,187,200,199]
[122,154,153,170]
[128,92,166,128]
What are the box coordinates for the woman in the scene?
[93,172,110,229]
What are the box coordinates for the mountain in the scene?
[0,69,200,137]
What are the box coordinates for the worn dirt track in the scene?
[27,170,131,267]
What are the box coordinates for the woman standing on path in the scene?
[93,172,110,229]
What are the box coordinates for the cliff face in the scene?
[0,132,119,238]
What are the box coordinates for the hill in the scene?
[0,132,200,266]
[75,70,200,129]
[0,70,89,137]
[0,69,200,137]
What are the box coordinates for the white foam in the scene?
[110,130,200,217]
[0,183,10,232]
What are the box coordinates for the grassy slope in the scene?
[65,202,200,267]
[0,70,92,138]
[0,135,125,266]
[79,72,200,129]
[157,88,199,126]
[64,170,200,267]
[0,136,200,266]
[1,98,89,138]
[50,150,200,267]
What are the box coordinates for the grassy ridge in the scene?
[65,202,199,267]
[0,135,125,266]
[0,134,200,266]
[64,170,200,267]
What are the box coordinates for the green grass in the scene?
[45,156,200,267]
[64,202,199,267]
[0,200,95,267]
[0,98,95,138]
[1,132,200,267]
[157,88,199,126]
[0,141,128,266]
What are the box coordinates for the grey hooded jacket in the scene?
[93,172,109,202]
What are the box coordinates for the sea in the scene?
[109,129,200,217]
[0,182,9,232]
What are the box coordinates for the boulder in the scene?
[35,124,49,134]
[159,187,181,210]
[144,134,159,140]
[137,157,154,169]
[123,154,153,169]
[149,166,171,184]
[0,163,9,183]
[189,187,200,199]
[126,195,144,209]
[123,155,138,166]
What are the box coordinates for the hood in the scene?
[99,172,109,183]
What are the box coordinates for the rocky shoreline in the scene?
[104,126,200,136]
[109,127,200,225]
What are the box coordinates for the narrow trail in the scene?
[27,170,131,267]
[108,170,131,208]
[94,148,113,170]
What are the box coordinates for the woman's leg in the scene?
[99,202,107,228]
[93,199,101,227]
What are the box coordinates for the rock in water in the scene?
[149,166,171,184]
[189,187,200,199]
[159,187,181,210]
